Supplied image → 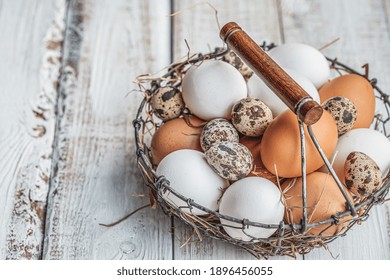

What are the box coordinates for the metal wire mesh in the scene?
[133,44,390,259]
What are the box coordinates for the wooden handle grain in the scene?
[220,22,323,125]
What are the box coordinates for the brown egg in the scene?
[282,172,353,236]
[151,116,204,165]
[261,110,338,178]
[319,74,375,129]
[239,136,278,184]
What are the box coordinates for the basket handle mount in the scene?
[220,22,323,125]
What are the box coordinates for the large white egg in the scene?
[328,128,390,183]
[182,60,247,120]
[268,43,330,88]
[247,68,320,117]
[156,149,229,215]
[219,177,284,241]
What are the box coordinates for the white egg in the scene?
[156,149,229,215]
[182,60,247,120]
[219,177,284,241]
[248,68,320,117]
[327,128,390,183]
[268,43,330,88]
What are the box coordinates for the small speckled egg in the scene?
[200,118,239,151]
[151,86,185,121]
[344,151,382,197]
[205,142,253,181]
[322,96,357,135]
[222,50,253,80]
[231,98,273,136]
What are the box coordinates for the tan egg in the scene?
[261,110,338,178]
[151,116,204,165]
[239,136,278,185]
[319,74,375,129]
[231,98,273,137]
[344,151,382,197]
[151,86,185,121]
[282,172,353,236]
[205,142,253,181]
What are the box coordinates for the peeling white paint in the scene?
[1,0,66,260]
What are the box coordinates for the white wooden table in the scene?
[1,0,389,260]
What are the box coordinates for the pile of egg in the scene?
[150,43,390,240]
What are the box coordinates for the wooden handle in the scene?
[220,22,323,125]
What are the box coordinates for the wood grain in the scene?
[172,0,282,61]
[41,0,173,259]
[171,0,297,260]
[0,0,66,260]
[279,0,390,259]
[386,0,390,21]
[220,22,323,125]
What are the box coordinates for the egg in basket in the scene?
[133,22,390,258]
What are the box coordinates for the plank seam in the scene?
[276,0,285,44]
[170,0,176,261]
[41,0,82,260]
[382,0,390,39]
[4,0,67,260]
[40,0,70,260]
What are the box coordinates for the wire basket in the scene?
[133,27,390,259]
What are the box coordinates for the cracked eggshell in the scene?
[200,118,239,151]
[231,97,273,137]
[182,60,247,120]
[219,177,284,241]
[322,96,357,135]
[151,86,185,121]
[205,142,253,181]
[248,68,320,117]
[156,150,229,215]
[344,151,382,197]
[268,43,330,88]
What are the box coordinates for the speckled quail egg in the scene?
[222,50,253,80]
[205,141,253,181]
[231,98,273,137]
[322,96,357,135]
[151,86,185,121]
[344,151,382,197]
[200,118,239,151]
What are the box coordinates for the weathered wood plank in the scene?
[279,0,390,259]
[171,0,297,260]
[42,0,173,259]
[386,0,390,20]
[0,0,66,260]
[172,0,282,61]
